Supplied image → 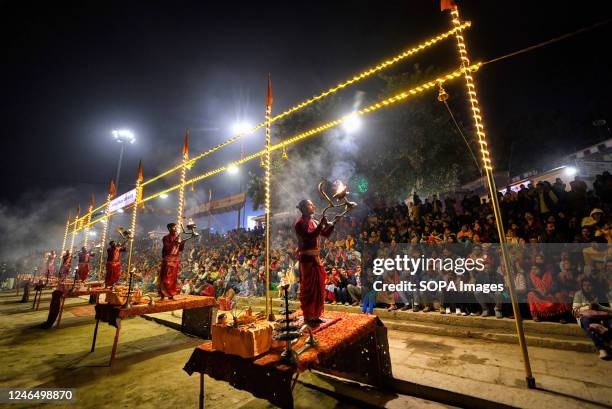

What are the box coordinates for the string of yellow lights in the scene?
[139,22,471,189]
[82,199,94,249]
[125,164,143,280]
[68,202,107,228]
[97,192,113,281]
[450,13,491,171]
[68,209,80,256]
[264,76,273,317]
[450,6,535,387]
[73,63,480,233]
[66,23,472,231]
[60,213,71,256]
[177,130,190,226]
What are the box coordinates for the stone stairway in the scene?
[233,296,594,353]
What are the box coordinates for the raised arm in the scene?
[320,217,335,237]
[295,218,324,240]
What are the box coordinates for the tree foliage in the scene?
[362,64,479,200]
[247,64,482,210]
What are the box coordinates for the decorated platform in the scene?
[40,286,111,328]
[183,310,392,409]
[95,294,216,321]
[32,279,104,310]
[91,294,217,366]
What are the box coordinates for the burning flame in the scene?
[333,181,348,199]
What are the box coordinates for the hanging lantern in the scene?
[260,155,265,168]
[281,145,288,160]
[437,82,449,102]
[190,181,195,192]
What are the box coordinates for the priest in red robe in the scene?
[159,223,185,300]
[105,241,125,287]
[294,199,334,324]
[77,247,95,281]
[59,250,72,280]
[46,251,56,281]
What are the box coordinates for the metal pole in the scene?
[115,143,125,194]
[98,191,113,282]
[61,213,70,256]
[83,196,94,250]
[207,189,212,231]
[178,129,189,227]
[448,5,535,388]
[126,162,143,282]
[242,200,246,229]
[264,75,273,320]
[68,209,80,280]
[237,173,242,230]
[108,143,125,236]
[240,142,245,229]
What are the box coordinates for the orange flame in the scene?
[334,181,348,199]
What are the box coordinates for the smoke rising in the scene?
[0,187,79,263]
[271,91,365,220]
[272,125,362,222]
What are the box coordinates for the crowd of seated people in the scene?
[164,172,611,357]
[8,171,612,359]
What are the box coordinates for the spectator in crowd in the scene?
[572,278,612,360]
[527,264,571,322]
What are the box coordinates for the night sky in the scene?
[1,0,611,240]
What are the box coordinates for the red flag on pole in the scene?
[266,73,273,109]
[440,0,457,11]
[109,179,116,197]
[137,160,143,182]
[182,128,190,157]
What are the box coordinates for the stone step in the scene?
[234,296,593,352]
[383,319,594,353]
[234,296,585,338]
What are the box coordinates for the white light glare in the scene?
[89,231,97,237]
[564,166,577,177]
[112,129,136,144]
[117,208,124,213]
[232,122,253,135]
[342,112,362,133]
[160,193,169,199]
[227,165,239,175]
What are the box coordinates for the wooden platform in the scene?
[91,295,217,366]
[183,311,392,409]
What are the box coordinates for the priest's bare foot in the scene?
[306,318,323,326]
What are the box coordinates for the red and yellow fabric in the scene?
[95,294,216,325]
[158,233,185,297]
[183,311,391,408]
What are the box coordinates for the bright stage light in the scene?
[112,129,136,144]
[227,165,239,175]
[342,113,362,133]
[159,193,169,199]
[117,208,124,213]
[232,122,253,135]
[564,166,577,177]
[89,231,97,237]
